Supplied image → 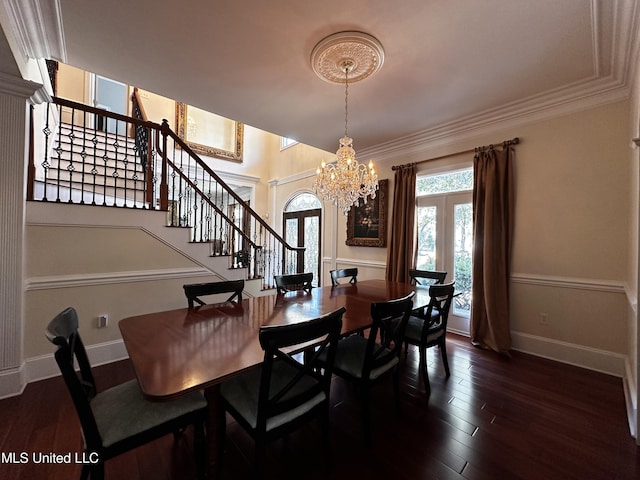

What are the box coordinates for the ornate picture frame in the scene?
[175,102,244,162]
[346,179,388,247]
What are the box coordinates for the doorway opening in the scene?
[283,193,322,286]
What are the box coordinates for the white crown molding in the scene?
[361,77,630,163]
[269,167,317,187]
[2,0,66,62]
[0,71,43,99]
[360,0,640,164]
[215,170,260,186]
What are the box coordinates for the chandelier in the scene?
[311,32,384,215]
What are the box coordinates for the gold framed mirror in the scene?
[175,102,244,162]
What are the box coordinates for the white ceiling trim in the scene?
[361,0,638,162]
[2,0,66,62]
[0,71,44,99]
[362,79,629,163]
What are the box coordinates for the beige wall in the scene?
[271,140,395,285]
[26,225,196,276]
[627,61,640,421]
[24,222,221,358]
[25,275,218,358]
[511,102,629,280]
[56,63,86,103]
[272,101,632,359]
[36,66,634,373]
[135,87,274,220]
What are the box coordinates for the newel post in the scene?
[159,119,170,211]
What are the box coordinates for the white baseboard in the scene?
[623,356,638,438]
[0,365,27,400]
[0,339,129,399]
[510,331,626,377]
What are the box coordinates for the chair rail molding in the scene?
[25,267,213,291]
[510,272,626,293]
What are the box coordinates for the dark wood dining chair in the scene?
[329,267,358,286]
[46,307,207,480]
[321,292,415,447]
[409,269,447,286]
[183,279,244,308]
[274,272,313,294]
[403,281,456,393]
[218,307,345,478]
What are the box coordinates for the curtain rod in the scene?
[391,137,520,171]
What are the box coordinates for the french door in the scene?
[415,191,472,333]
[283,208,321,286]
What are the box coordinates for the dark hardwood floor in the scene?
[1,333,638,479]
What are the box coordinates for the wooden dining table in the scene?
[118,279,428,475]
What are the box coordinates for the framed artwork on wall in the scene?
[346,179,388,247]
[175,102,244,162]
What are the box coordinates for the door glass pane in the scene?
[416,206,437,270]
[304,217,320,287]
[453,203,473,316]
[284,193,322,212]
[286,218,298,246]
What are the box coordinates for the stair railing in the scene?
[29,96,303,289]
[155,119,304,286]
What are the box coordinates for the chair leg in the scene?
[194,420,207,480]
[254,442,266,480]
[440,339,450,377]
[87,463,104,480]
[359,385,372,448]
[321,408,332,471]
[80,464,90,480]
[217,411,227,470]
[419,346,430,393]
[393,369,402,415]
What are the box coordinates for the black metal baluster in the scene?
[80,110,87,204]
[41,103,52,202]
[112,122,120,207]
[101,115,108,206]
[65,108,76,203]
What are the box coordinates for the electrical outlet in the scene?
[539,312,549,325]
[97,314,109,328]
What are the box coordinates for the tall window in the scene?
[283,193,322,286]
[416,168,473,327]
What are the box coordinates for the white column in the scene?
[0,74,43,397]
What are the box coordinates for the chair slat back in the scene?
[45,307,102,450]
[183,279,245,308]
[329,268,358,286]
[409,269,447,286]
[274,272,313,295]
[256,307,344,428]
[365,292,415,378]
[421,281,456,338]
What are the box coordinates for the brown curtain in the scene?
[470,145,514,354]
[386,164,416,283]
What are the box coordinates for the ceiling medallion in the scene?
[311,31,385,84]
[312,31,383,215]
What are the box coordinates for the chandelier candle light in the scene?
[311,32,384,215]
